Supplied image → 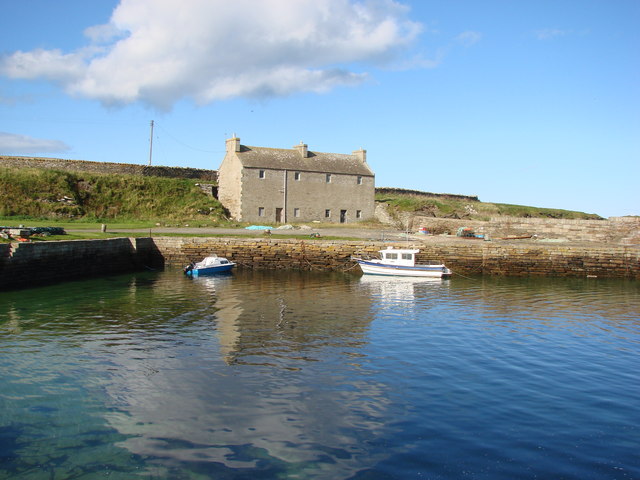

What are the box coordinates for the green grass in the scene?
[0,231,361,244]
[0,218,157,229]
[0,167,227,223]
[375,192,602,220]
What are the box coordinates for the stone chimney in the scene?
[294,141,308,158]
[226,135,241,153]
[353,148,367,163]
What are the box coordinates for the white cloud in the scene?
[0,132,70,155]
[456,31,482,47]
[0,48,89,83]
[534,28,569,40]
[0,0,422,109]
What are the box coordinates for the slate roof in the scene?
[235,145,374,176]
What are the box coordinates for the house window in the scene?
[294,208,300,218]
[259,170,265,179]
[325,173,331,183]
[325,209,331,218]
[294,172,301,181]
[356,210,362,219]
[357,176,362,185]
[258,207,265,217]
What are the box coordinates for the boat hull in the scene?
[184,255,236,277]
[188,264,235,276]
[355,259,451,278]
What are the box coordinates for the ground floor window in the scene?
[258,207,265,217]
[325,209,331,218]
[356,210,362,219]
[294,208,300,218]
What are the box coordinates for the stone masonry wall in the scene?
[1,237,637,292]
[410,216,640,244]
[0,155,218,181]
[0,237,164,291]
[151,237,640,279]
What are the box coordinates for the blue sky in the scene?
[1,0,638,218]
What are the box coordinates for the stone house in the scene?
[217,136,375,224]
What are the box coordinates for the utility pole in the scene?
[148,120,154,165]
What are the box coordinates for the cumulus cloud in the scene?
[0,132,70,155]
[0,0,422,109]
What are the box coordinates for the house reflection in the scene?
[188,270,377,366]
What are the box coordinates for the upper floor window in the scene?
[357,176,362,185]
[259,170,265,179]
[294,172,301,181]
[326,173,332,183]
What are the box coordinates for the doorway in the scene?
[276,208,284,223]
[340,210,347,224]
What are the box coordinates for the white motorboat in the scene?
[352,246,451,278]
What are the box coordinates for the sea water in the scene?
[1,269,638,479]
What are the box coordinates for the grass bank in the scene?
[375,190,602,220]
[0,167,227,224]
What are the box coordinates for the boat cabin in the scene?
[378,247,419,267]
[194,256,230,268]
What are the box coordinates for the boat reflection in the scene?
[358,274,450,304]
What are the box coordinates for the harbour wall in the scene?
[1,237,638,290]
[0,238,164,291]
[154,237,639,278]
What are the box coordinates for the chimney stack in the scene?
[353,147,367,163]
[226,135,241,153]
[294,141,308,158]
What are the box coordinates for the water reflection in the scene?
[0,270,638,479]
[86,271,389,478]
[358,274,450,303]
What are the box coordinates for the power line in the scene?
[154,122,224,154]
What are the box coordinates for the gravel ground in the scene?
[101,224,402,240]
[97,224,542,246]
[73,222,627,247]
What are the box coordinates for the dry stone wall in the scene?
[410,216,639,244]
[0,155,217,181]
